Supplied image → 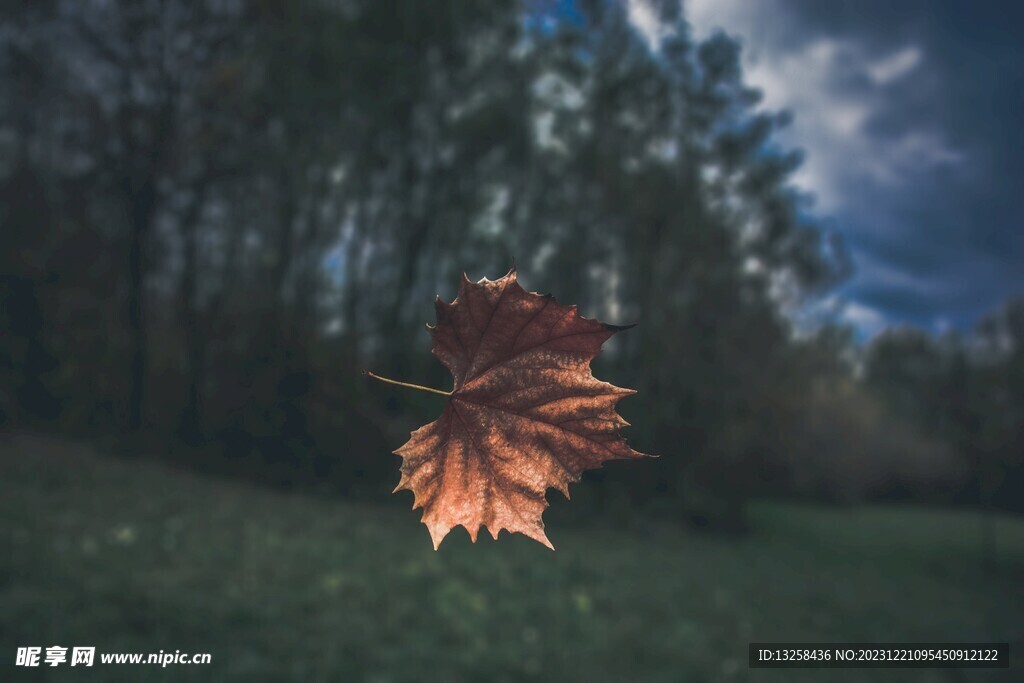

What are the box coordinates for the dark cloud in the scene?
[685,0,1024,335]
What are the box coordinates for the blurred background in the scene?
[1,0,1021,680]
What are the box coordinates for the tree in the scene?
[1,0,854,521]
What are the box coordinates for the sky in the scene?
[634,0,1024,338]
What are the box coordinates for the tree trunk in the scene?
[178,185,208,444]
[127,179,156,432]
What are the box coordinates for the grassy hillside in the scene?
[1,434,1021,682]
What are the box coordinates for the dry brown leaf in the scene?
[371,268,649,549]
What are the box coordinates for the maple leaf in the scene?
[365,268,650,549]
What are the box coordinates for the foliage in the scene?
[864,300,1024,511]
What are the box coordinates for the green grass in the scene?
[1,434,1021,682]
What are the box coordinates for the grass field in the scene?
[1,433,1021,682]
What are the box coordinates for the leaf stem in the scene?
[362,371,452,397]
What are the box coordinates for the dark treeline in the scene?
[1,0,1021,527]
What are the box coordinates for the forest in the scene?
[2,0,1022,528]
